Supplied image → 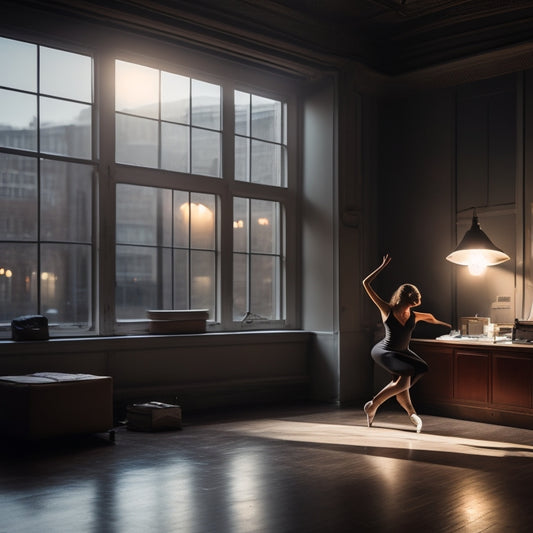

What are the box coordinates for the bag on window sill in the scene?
[11,315,49,341]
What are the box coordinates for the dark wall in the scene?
[455,74,518,324]
[377,90,455,335]
[375,68,526,333]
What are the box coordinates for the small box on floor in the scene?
[127,401,182,432]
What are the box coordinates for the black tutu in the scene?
[371,344,428,377]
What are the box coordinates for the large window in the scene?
[113,59,289,330]
[0,35,296,337]
[0,37,94,333]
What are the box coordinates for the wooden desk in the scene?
[411,339,533,429]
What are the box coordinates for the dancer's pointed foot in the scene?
[364,401,375,427]
[410,413,422,433]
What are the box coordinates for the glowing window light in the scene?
[179,202,213,219]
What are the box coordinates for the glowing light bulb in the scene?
[467,252,487,276]
[468,262,486,276]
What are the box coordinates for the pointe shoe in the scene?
[364,401,375,427]
[410,414,422,433]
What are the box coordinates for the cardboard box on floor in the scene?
[127,401,182,431]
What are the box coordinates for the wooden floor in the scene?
[1,403,533,533]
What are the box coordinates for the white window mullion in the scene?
[97,50,118,335]
[220,81,235,329]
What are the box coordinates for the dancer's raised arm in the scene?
[362,254,392,318]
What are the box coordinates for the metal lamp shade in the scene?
[446,213,510,266]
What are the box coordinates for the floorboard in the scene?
[1,404,532,533]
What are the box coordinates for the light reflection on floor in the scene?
[2,409,532,532]
[217,418,533,458]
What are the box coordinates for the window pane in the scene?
[116,184,172,247]
[173,190,190,248]
[161,122,189,172]
[116,245,172,319]
[172,249,189,309]
[191,128,220,177]
[115,62,223,178]
[250,255,279,319]
[233,197,249,253]
[115,60,159,118]
[190,193,216,250]
[251,140,284,186]
[40,97,92,159]
[161,71,189,124]
[252,95,282,143]
[235,92,286,188]
[191,79,220,130]
[0,153,38,240]
[116,114,158,167]
[41,160,93,242]
[41,243,91,326]
[40,47,92,102]
[251,199,279,254]
[234,136,250,182]
[232,253,247,321]
[232,198,282,322]
[0,37,36,92]
[190,250,215,314]
[175,192,217,249]
[234,90,250,136]
[0,243,37,321]
[0,89,38,151]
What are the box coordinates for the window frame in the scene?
[0,35,98,337]
[103,48,300,334]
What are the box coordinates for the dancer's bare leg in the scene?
[396,388,415,416]
[396,383,423,432]
[373,375,411,409]
[364,375,411,426]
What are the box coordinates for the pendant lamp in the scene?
[446,209,510,276]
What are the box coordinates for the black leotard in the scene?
[370,310,428,377]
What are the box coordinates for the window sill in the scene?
[0,329,312,356]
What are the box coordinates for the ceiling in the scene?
[212,0,533,74]
[8,0,533,76]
